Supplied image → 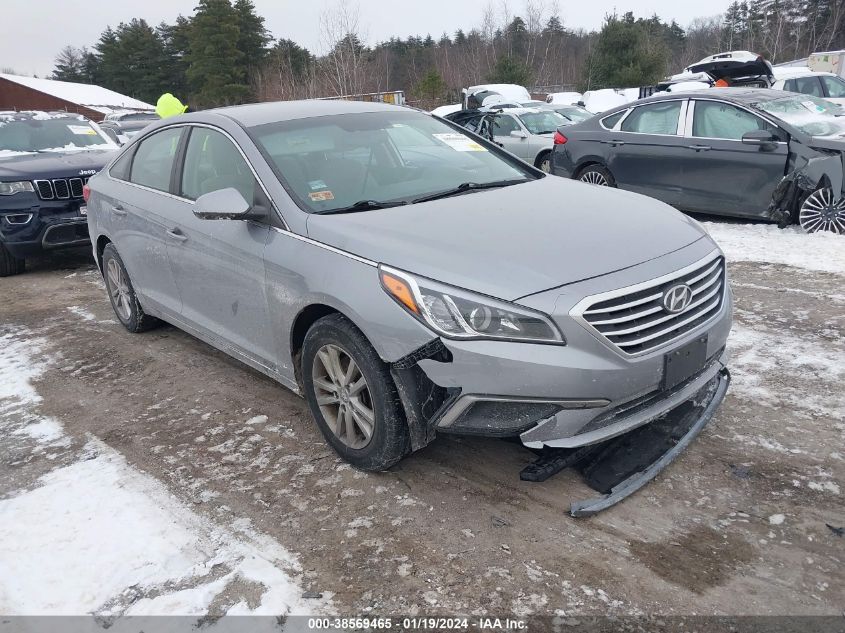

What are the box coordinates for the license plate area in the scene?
[78,205,87,217]
[662,335,708,391]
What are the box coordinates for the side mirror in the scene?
[193,187,260,221]
[742,129,779,150]
[510,130,529,139]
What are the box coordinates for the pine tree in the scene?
[186,0,249,107]
[233,0,271,85]
[486,56,532,85]
[52,46,89,82]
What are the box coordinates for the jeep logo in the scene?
[79,169,97,176]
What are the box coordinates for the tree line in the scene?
[50,0,845,110]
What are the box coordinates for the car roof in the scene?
[634,87,794,106]
[210,99,410,127]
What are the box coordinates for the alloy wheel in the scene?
[799,188,845,234]
[539,158,551,173]
[312,343,375,449]
[580,170,609,186]
[107,258,132,321]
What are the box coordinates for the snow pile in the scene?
[705,222,845,274]
[0,326,319,617]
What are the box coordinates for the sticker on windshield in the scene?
[308,179,328,190]
[67,125,97,136]
[309,190,335,202]
[801,100,824,113]
[432,133,487,152]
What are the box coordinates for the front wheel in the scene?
[577,164,616,187]
[302,314,409,471]
[0,242,25,277]
[798,188,845,234]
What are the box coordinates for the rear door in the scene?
[108,125,185,316]
[164,125,275,369]
[605,100,688,205]
[679,99,788,217]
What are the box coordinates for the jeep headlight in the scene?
[379,265,565,344]
[0,181,35,196]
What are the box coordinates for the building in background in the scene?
[0,74,153,121]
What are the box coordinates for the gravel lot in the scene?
[1,223,843,617]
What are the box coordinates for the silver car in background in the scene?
[86,100,731,479]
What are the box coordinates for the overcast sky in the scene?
[2,0,731,78]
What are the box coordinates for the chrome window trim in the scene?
[616,99,688,137]
[569,249,726,359]
[105,122,289,231]
[683,98,788,143]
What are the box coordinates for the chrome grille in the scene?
[32,177,88,201]
[572,252,726,356]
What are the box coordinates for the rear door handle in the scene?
[687,144,711,151]
[166,228,188,242]
[602,140,626,146]
[111,205,127,216]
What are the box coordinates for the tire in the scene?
[0,242,25,277]
[577,164,616,187]
[535,151,552,173]
[797,187,845,234]
[101,243,159,333]
[302,313,409,471]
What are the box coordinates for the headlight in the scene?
[0,181,35,196]
[379,265,565,344]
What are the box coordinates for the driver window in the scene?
[181,127,257,203]
[692,101,774,140]
[491,115,520,137]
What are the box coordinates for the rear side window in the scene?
[821,75,845,98]
[129,127,183,192]
[601,110,626,129]
[180,127,256,203]
[692,101,776,140]
[109,149,133,181]
[620,102,681,135]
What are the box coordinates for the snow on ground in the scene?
[0,325,322,616]
[704,222,845,275]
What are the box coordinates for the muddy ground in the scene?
[1,247,843,617]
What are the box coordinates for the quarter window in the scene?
[129,127,183,192]
[620,102,681,135]
[180,127,256,203]
[601,110,626,129]
[692,101,776,140]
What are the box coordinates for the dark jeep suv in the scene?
[0,111,118,276]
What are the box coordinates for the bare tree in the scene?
[319,0,367,96]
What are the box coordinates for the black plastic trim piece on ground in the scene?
[569,368,730,517]
[519,445,596,482]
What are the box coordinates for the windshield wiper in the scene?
[315,199,408,215]
[412,179,529,204]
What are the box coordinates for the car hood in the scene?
[306,177,708,301]
[0,149,116,180]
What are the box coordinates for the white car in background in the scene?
[546,91,583,106]
[772,67,845,107]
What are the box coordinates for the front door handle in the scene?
[687,144,711,152]
[111,205,127,216]
[602,140,626,147]
[166,228,188,242]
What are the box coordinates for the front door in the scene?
[165,126,275,369]
[679,99,788,217]
[490,113,532,161]
[605,100,687,206]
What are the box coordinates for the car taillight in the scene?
[554,131,568,145]
[82,184,90,203]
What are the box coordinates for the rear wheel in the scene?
[798,187,845,234]
[0,243,25,277]
[102,244,160,332]
[577,164,615,187]
[302,314,409,471]
[535,151,552,173]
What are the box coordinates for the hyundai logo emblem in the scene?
[662,284,693,314]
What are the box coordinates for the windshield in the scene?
[756,95,845,138]
[0,116,112,153]
[517,111,568,134]
[554,106,592,123]
[250,110,535,214]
